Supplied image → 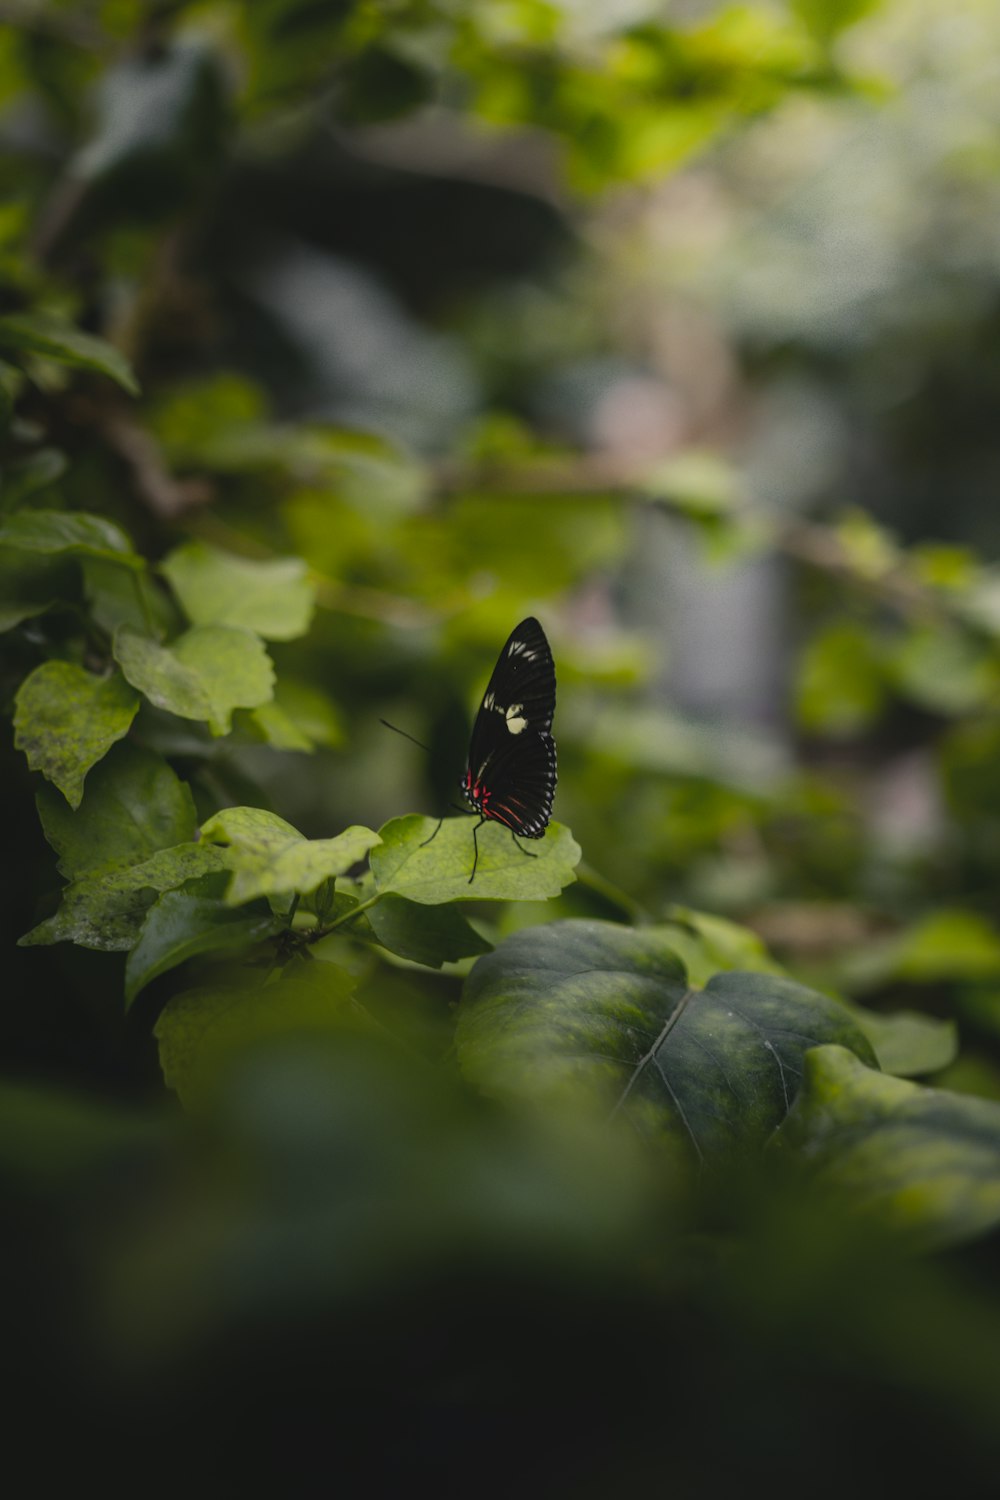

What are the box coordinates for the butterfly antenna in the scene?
[379,718,432,753]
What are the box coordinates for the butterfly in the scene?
[456,616,557,881]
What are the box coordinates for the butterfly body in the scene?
[460,616,557,847]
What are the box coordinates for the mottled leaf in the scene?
[14,661,139,807]
[20,842,229,951]
[200,805,380,905]
[371,815,580,905]
[114,624,275,734]
[36,741,196,879]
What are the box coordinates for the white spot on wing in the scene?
[505,703,527,734]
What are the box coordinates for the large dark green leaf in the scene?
[779,1045,1000,1249]
[371,815,580,904]
[457,919,877,1164]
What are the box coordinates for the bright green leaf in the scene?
[779,1045,1000,1250]
[797,622,884,737]
[457,920,877,1164]
[114,624,275,734]
[847,1004,959,1078]
[200,806,381,904]
[14,661,139,807]
[246,701,314,751]
[160,540,315,641]
[893,911,1000,983]
[371,815,580,905]
[890,624,998,716]
[658,905,785,987]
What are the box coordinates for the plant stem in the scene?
[574,860,650,923]
[304,892,382,944]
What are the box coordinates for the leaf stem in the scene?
[304,891,382,944]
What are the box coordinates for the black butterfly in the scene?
[456,616,557,880]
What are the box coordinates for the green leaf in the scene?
[658,905,785,987]
[0,508,138,565]
[889,624,999,716]
[114,624,275,734]
[172,626,275,733]
[245,678,345,751]
[82,556,177,638]
[199,806,381,905]
[160,541,316,641]
[0,599,51,631]
[0,313,139,393]
[779,1045,1000,1250]
[19,841,231,951]
[847,1004,958,1078]
[0,548,64,631]
[246,701,314,751]
[797,622,884,738]
[371,815,580,905]
[2,447,67,507]
[155,962,359,1104]
[365,893,492,968]
[125,875,278,1007]
[457,920,877,1164]
[893,911,1000,983]
[14,662,139,807]
[36,741,197,879]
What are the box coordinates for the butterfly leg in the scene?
[510,832,538,860]
[468,816,488,883]
[420,816,444,848]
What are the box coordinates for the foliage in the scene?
[4,0,1000,1493]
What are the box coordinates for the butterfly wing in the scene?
[465,617,557,838]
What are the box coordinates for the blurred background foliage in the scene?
[5,0,1000,1491]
